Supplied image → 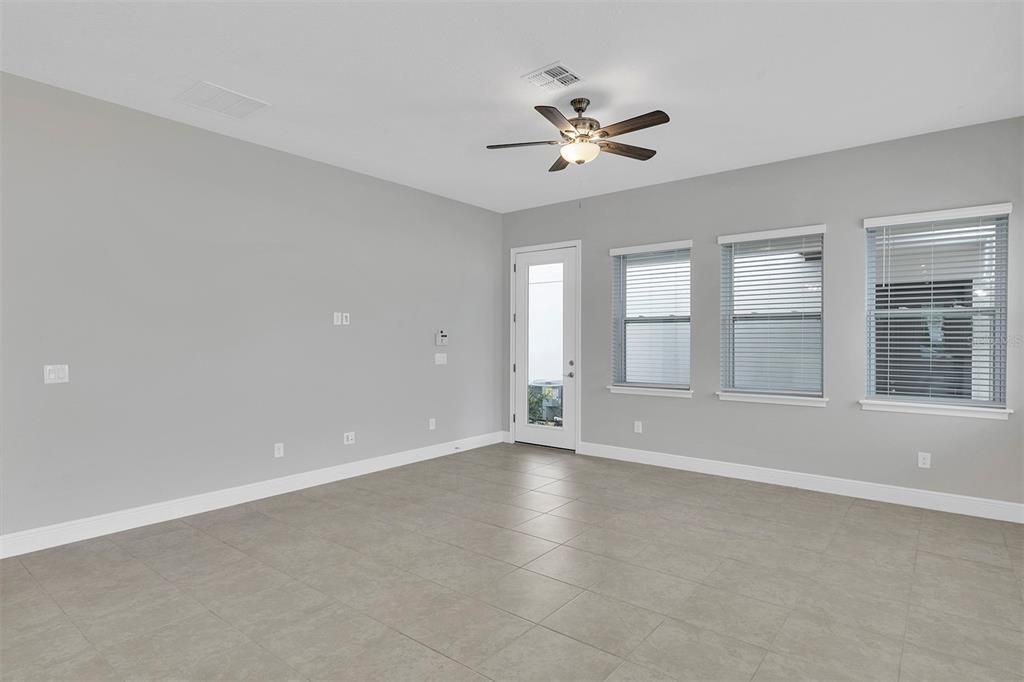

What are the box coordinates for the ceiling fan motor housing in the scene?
[569,117,600,136]
[568,97,600,137]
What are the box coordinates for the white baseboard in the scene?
[0,431,505,559]
[576,441,1023,524]
[501,430,514,443]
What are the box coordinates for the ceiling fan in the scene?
[487,98,669,172]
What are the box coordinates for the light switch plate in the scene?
[43,365,70,384]
[334,312,350,326]
[434,353,447,365]
[343,432,356,445]
[274,442,285,458]
[428,417,436,431]
[633,420,643,434]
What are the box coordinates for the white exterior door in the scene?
[513,246,578,450]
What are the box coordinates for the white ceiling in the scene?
[3,2,1022,213]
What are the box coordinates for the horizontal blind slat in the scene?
[721,233,824,396]
[613,248,691,388]
[865,213,1008,408]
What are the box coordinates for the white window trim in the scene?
[862,203,1012,413]
[716,391,829,408]
[609,240,692,256]
[612,241,692,390]
[719,226,826,399]
[863,202,1013,229]
[859,400,1013,421]
[607,385,693,398]
[717,223,826,245]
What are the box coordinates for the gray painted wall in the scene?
[1,75,505,534]
[3,74,1020,538]
[503,118,1024,503]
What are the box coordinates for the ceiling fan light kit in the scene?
[560,140,601,164]
[487,97,669,172]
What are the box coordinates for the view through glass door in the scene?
[513,246,577,450]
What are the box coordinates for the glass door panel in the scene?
[527,263,564,428]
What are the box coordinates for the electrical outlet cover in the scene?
[43,364,70,384]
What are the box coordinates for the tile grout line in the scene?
[12,444,1020,680]
[244,489,600,679]
[8,556,119,678]
[749,605,798,681]
[539,589,666,660]
[349,471,918,651]
[184,509,502,680]
[895,517,922,682]
[511,486,938,671]
[107,525,310,680]
[306,498,651,674]
[512,544,798,659]
[259,456,1024,660]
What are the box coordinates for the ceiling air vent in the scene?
[176,81,269,119]
[521,62,583,90]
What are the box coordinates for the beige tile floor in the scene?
[2,443,1022,681]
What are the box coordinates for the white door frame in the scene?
[509,240,582,451]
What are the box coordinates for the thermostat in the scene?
[435,330,449,346]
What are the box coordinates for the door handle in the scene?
[565,371,575,378]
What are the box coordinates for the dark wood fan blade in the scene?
[594,110,669,139]
[535,106,577,135]
[598,141,657,160]
[549,155,570,172]
[486,141,561,149]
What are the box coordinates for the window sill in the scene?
[607,385,693,398]
[716,392,828,408]
[859,400,1013,420]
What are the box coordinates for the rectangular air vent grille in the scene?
[522,62,582,90]
[176,81,269,119]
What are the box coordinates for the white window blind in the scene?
[865,211,1009,408]
[720,229,824,397]
[612,245,691,388]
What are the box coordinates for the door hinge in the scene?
[513,363,516,372]
[513,263,517,272]
[513,413,516,423]
[513,313,516,323]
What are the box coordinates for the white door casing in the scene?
[511,243,579,450]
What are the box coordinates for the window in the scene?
[865,205,1009,411]
[611,241,691,390]
[719,225,825,399]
